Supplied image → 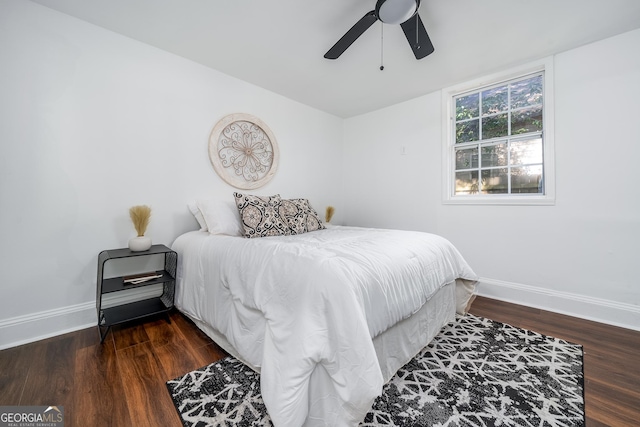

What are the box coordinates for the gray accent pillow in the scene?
[279,198,325,235]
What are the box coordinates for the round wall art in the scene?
[208,113,279,189]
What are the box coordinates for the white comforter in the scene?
[173,226,477,426]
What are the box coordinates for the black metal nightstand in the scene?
[96,244,177,343]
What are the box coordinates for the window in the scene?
[442,59,554,205]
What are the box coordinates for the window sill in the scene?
[442,195,555,206]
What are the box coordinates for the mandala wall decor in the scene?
[208,113,279,189]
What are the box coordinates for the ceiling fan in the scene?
[324,0,434,60]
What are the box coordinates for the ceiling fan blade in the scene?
[400,13,434,59]
[324,11,378,59]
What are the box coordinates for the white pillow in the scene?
[196,199,243,236]
[188,201,208,231]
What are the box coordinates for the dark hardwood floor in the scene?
[0,296,638,426]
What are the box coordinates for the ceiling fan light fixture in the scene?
[324,0,433,61]
[376,0,420,25]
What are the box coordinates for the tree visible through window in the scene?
[453,73,544,196]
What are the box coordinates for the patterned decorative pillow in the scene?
[233,192,291,238]
[279,198,326,235]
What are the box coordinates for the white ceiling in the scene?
[30,0,640,118]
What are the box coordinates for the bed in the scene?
[172,199,478,427]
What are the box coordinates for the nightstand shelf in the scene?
[101,270,172,293]
[96,244,177,343]
[100,298,170,326]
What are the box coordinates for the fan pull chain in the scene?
[380,22,384,71]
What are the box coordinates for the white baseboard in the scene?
[477,277,640,332]
[0,302,97,350]
[0,286,164,350]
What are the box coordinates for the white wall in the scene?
[0,1,343,348]
[343,29,640,330]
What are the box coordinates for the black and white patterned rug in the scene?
[167,314,585,426]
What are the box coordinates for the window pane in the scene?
[482,85,508,115]
[455,170,479,195]
[511,165,543,193]
[511,75,543,109]
[481,168,508,194]
[481,144,507,167]
[456,147,478,170]
[511,106,542,134]
[510,138,542,165]
[456,119,479,143]
[456,93,479,120]
[482,113,508,139]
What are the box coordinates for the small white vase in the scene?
[129,235,152,252]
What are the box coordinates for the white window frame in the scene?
[441,57,555,205]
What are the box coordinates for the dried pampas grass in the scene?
[325,206,335,223]
[129,205,151,237]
